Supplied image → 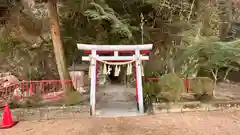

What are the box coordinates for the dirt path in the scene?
[1,111,240,135]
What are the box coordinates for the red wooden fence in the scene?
[0,80,72,101]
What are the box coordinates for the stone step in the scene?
[95,84,140,117]
[96,108,140,117]
[96,102,139,117]
[96,101,137,109]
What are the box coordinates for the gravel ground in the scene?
[1,110,240,135]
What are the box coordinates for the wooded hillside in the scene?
[0,0,240,81]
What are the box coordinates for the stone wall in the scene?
[152,100,240,114]
[0,105,90,121]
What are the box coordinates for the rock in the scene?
[0,74,19,87]
[0,73,21,102]
[13,87,23,98]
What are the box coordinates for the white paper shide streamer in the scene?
[103,63,107,75]
[114,65,121,76]
[126,63,132,75]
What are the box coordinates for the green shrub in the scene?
[8,97,21,109]
[9,87,43,108]
[157,73,184,102]
[188,77,214,100]
[143,81,160,105]
[9,94,43,108]
[63,91,82,106]
[23,89,43,108]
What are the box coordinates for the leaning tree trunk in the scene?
[46,0,74,95]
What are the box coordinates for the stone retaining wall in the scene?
[152,100,240,113]
[2,101,240,121]
[0,105,90,121]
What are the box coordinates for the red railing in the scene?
[0,77,190,102]
[0,80,72,101]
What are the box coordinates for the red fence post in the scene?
[184,78,189,93]
[29,80,33,96]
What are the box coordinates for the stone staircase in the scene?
[95,84,140,117]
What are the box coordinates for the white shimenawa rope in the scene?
[88,56,144,78]
[100,59,135,77]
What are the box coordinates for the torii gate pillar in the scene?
[77,44,153,116]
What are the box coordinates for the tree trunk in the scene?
[46,0,73,95]
[210,68,219,98]
[219,0,232,39]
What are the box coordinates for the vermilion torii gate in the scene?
[77,44,153,116]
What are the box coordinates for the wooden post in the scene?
[114,50,118,56]
[90,50,97,116]
[134,63,138,102]
[135,49,144,114]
